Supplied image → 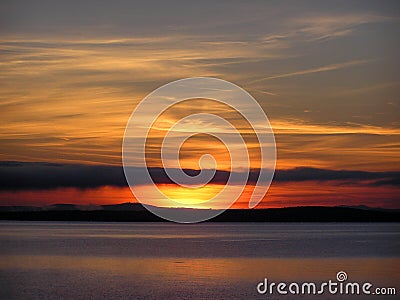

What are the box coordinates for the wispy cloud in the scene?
[271,119,400,135]
[293,14,398,41]
[251,60,370,82]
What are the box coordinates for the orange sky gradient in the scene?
[0,1,399,209]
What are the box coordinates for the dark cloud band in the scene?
[0,161,398,190]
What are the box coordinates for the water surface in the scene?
[0,222,399,299]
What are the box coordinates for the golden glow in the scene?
[1,255,398,285]
[157,184,224,206]
[0,180,398,209]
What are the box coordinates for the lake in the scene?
[0,222,399,299]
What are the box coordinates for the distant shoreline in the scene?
[0,205,398,222]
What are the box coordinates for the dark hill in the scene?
[0,204,398,222]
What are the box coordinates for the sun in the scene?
[157,184,224,208]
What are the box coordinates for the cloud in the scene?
[0,161,398,190]
[252,60,370,82]
[274,167,399,184]
[292,13,398,41]
[0,4,399,173]
[271,119,400,135]
[0,161,127,190]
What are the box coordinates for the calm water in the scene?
[0,222,399,299]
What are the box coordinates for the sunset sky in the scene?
[0,0,399,208]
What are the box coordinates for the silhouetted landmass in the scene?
[101,203,147,211]
[0,203,398,222]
